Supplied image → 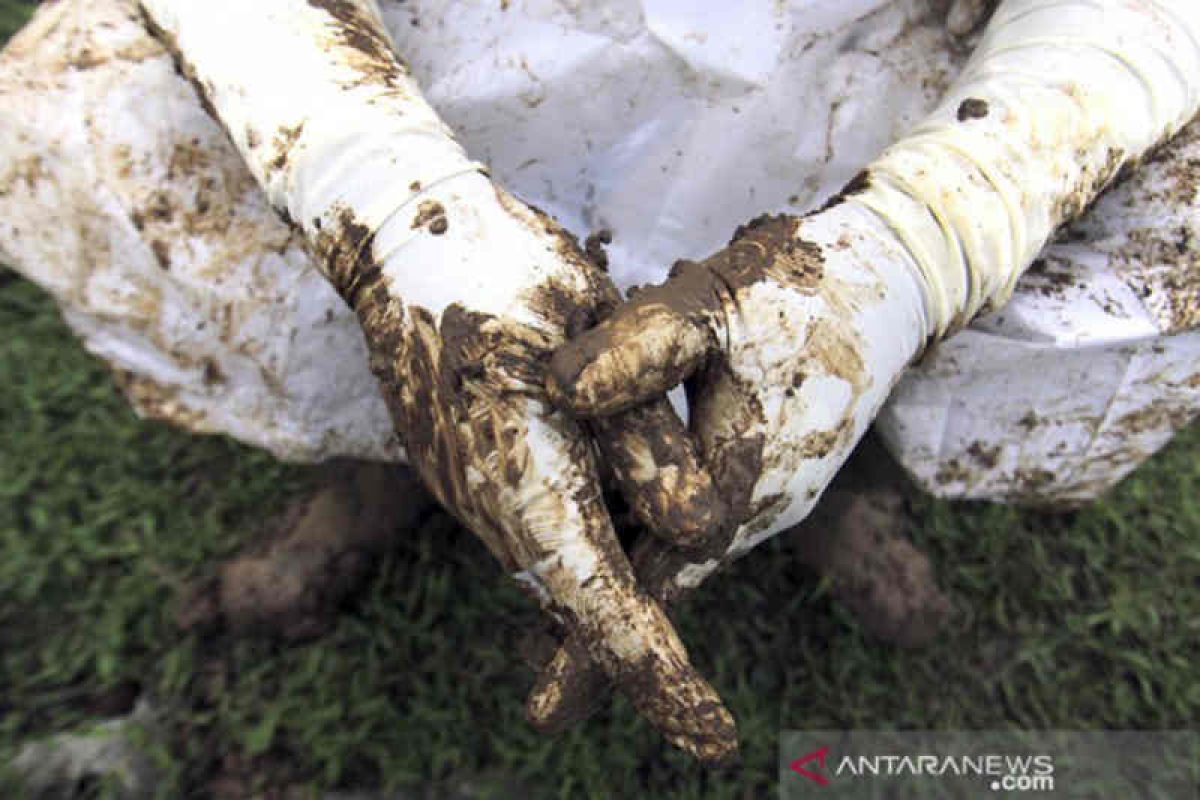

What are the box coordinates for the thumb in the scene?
[548,260,724,418]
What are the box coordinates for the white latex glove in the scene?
[138,0,735,761]
[529,0,1200,729]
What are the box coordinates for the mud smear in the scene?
[306,0,411,91]
[584,228,612,272]
[410,199,447,234]
[529,437,951,732]
[267,122,304,175]
[956,97,989,121]
[548,213,821,418]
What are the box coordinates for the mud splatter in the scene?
[306,0,411,92]
[956,97,989,121]
[410,199,447,234]
[584,228,612,272]
[268,122,304,174]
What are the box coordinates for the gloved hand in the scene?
[138,0,737,761]
[529,0,1200,732]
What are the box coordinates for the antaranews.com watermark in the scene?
[779,731,1197,798]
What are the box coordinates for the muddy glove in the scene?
[138,0,736,761]
[530,0,1200,731]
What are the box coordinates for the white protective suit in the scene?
[0,0,1196,507]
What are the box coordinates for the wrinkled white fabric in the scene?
[0,0,1196,503]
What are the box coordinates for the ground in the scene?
[1,2,1198,796]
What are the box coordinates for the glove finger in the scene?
[496,396,737,763]
[565,258,730,550]
[526,533,721,737]
[588,397,729,549]
[547,260,723,418]
[375,295,736,761]
[525,636,612,735]
[684,358,772,532]
[527,359,771,738]
[521,507,739,763]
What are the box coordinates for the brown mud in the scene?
[177,462,436,640]
[528,437,950,732]
[306,0,411,91]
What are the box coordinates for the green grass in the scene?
[1,2,1198,796]
[3,271,1198,798]
[0,0,32,46]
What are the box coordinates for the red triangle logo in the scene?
[789,745,830,786]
